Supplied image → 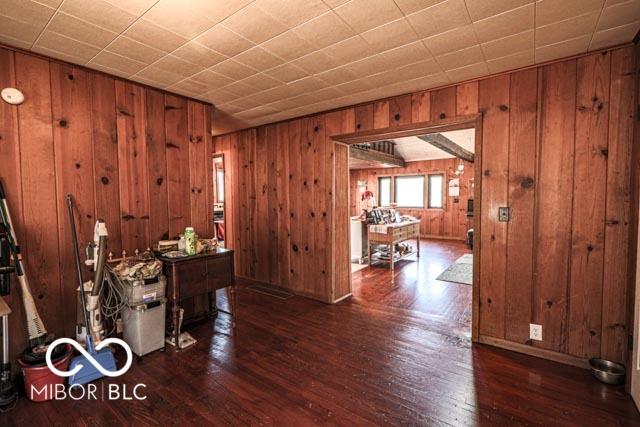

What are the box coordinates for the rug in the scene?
[436,254,473,285]
[351,263,368,273]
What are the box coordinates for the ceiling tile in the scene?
[436,45,485,70]
[47,12,119,48]
[233,46,284,71]
[255,0,329,27]
[361,18,419,52]
[186,0,254,25]
[263,63,309,82]
[206,87,242,104]
[323,0,350,6]
[196,24,254,57]
[334,0,403,33]
[535,34,591,62]
[33,44,93,65]
[261,30,316,61]
[445,61,489,81]
[124,19,189,52]
[106,36,166,64]
[423,24,479,56]
[406,0,471,38]
[0,32,33,50]
[473,3,534,43]
[192,70,234,88]
[144,0,215,39]
[320,35,374,62]
[223,80,259,98]
[535,0,605,26]
[287,76,329,92]
[0,0,56,27]
[222,2,287,43]
[486,49,534,73]
[482,29,533,59]
[87,62,131,79]
[103,0,157,15]
[535,11,599,47]
[60,0,136,33]
[293,11,355,49]
[210,59,257,79]
[310,86,346,101]
[291,50,340,74]
[590,20,640,49]
[316,66,359,85]
[597,0,640,30]
[88,50,147,75]
[240,73,282,91]
[135,65,184,86]
[33,30,101,62]
[378,41,431,68]
[0,14,43,45]
[464,0,533,21]
[152,54,205,77]
[35,0,63,7]
[394,0,445,15]
[172,41,228,68]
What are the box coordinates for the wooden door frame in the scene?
[332,114,483,341]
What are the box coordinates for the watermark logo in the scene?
[34,337,146,401]
[45,337,133,377]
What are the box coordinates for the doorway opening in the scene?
[333,115,481,339]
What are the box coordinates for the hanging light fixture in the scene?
[454,159,465,176]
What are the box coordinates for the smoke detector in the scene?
[1,88,24,105]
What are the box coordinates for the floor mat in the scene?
[247,284,294,299]
[436,254,473,285]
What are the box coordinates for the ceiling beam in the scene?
[349,145,406,168]
[418,133,474,162]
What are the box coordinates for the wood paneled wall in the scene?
[0,48,212,361]
[217,45,637,366]
[349,159,475,240]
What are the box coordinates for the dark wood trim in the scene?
[349,145,406,167]
[235,275,333,304]
[472,115,483,342]
[478,335,590,369]
[418,133,475,162]
[332,115,480,145]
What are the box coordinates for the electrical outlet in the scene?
[530,324,542,341]
[498,206,510,222]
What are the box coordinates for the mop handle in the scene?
[66,194,94,352]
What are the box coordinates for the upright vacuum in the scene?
[0,222,17,408]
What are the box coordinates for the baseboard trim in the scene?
[478,335,590,369]
[332,293,352,303]
[421,235,466,241]
[235,275,332,303]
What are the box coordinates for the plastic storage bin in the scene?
[122,298,166,357]
[123,275,166,305]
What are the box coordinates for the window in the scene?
[428,174,444,208]
[395,176,424,208]
[378,177,391,207]
[216,169,225,202]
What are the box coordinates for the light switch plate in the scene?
[530,324,542,341]
[498,206,510,222]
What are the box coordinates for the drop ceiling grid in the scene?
[0,0,637,126]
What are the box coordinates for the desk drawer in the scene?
[207,256,233,290]
[175,261,208,300]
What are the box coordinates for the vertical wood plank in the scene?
[456,82,479,116]
[187,101,208,235]
[602,47,635,363]
[288,119,303,291]
[51,63,95,336]
[373,100,389,129]
[116,81,149,253]
[533,60,578,352]
[568,52,610,358]
[355,103,373,131]
[254,126,270,281]
[91,73,122,253]
[411,91,430,123]
[430,86,457,120]
[266,124,280,285]
[165,95,190,239]
[388,94,412,127]
[0,48,28,355]
[145,89,169,243]
[276,122,291,288]
[478,75,510,339]
[14,52,63,335]
[204,105,214,239]
[505,69,538,343]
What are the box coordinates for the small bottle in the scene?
[184,227,196,255]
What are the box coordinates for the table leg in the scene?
[390,243,394,271]
[172,302,180,350]
[228,285,237,329]
[417,234,420,258]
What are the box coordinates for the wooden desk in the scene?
[368,220,420,270]
[158,248,236,349]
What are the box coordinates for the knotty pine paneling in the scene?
[217,45,637,366]
[0,48,212,365]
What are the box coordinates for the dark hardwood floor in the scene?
[2,239,639,425]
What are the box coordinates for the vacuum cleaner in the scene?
[66,194,116,385]
[0,222,17,409]
[0,181,63,365]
